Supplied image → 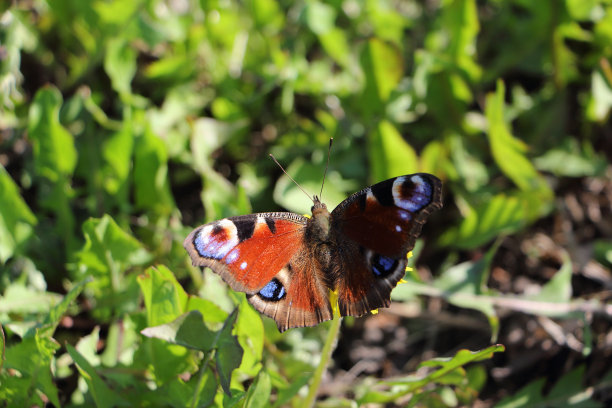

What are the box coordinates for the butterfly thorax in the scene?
[305,198,335,287]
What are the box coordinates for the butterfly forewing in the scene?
[331,174,442,317]
[184,212,333,331]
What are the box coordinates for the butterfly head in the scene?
[311,195,328,213]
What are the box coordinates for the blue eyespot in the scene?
[372,255,398,277]
[258,278,286,301]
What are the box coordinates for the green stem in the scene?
[302,316,342,408]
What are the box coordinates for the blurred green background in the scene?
[1,0,612,406]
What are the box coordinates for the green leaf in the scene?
[441,0,481,79]
[243,370,271,408]
[358,345,505,404]
[133,125,176,216]
[137,265,188,326]
[594,239,612,267]
[0,284,62,316]
[534,138,607,177]
[36,277,91,338]
[440,193,531,249]
[236,296,264,376]
[3,333,61,407]
[529,252,572,304]
[27,86,77,250]
[28,86,77,180]
[360,38,403,115]
[141,310,217,352]
[216,309,244,396]
[67,344,130,408]
[305,1,336,35]
[104,38,137,96]
[369,120,418,181]
[587,67,612,122]
[0,166,37,263]
[486,80,550,194]
[496,365,599,408]
[102,121,134,199]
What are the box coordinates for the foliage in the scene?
[1,0,611,406]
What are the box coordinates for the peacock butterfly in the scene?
[184,165,442,332]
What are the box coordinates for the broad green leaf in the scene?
[76,215,150,274]
[141,310,217,352]
[369,120,418,181]
[67,344,130,408]
[486,80,551,195]
[529,252,572,304]
[3,333,61,407]
[243,370,271,408]
[0,284,62,319]
[216,309,244,396]
[319,28,352,69]
[104,38,137,96]
[186,296,229,324]
[102,121,134,199]
[305,2,336,35]
[441,0,481,80]
[236,296,264,376]
[27,86,77,249]
[0,166,37,263]
[440,193,529,249]
[28,86,77,180]
[133,125,176,216]
[74,215,150,319]
[137,265,188,326]
[360,38,403,116]
[587,67,612,122]
[365,0,407,46]
[534,138,607,177]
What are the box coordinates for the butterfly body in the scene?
[185,173,442,332]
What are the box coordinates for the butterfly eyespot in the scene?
[371,254,399,278]
[258,278,286,301]
[194,221,239,260]
[392,175,435,212]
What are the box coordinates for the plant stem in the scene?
[302,316,342,408]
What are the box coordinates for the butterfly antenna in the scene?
[269,154,314,203]
[319,137,333,200]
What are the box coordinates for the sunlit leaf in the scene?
[67,344,130,408]
[369,120,418,181]
[216,309,244,396]
[137,265,188,327]
[0,166,37,263]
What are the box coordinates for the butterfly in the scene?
[184,172,442,332]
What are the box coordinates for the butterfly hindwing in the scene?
[184,212,333,331]
[247,249,333,331]
[331,174,443,316]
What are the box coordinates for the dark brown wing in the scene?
[330,174,442,316]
